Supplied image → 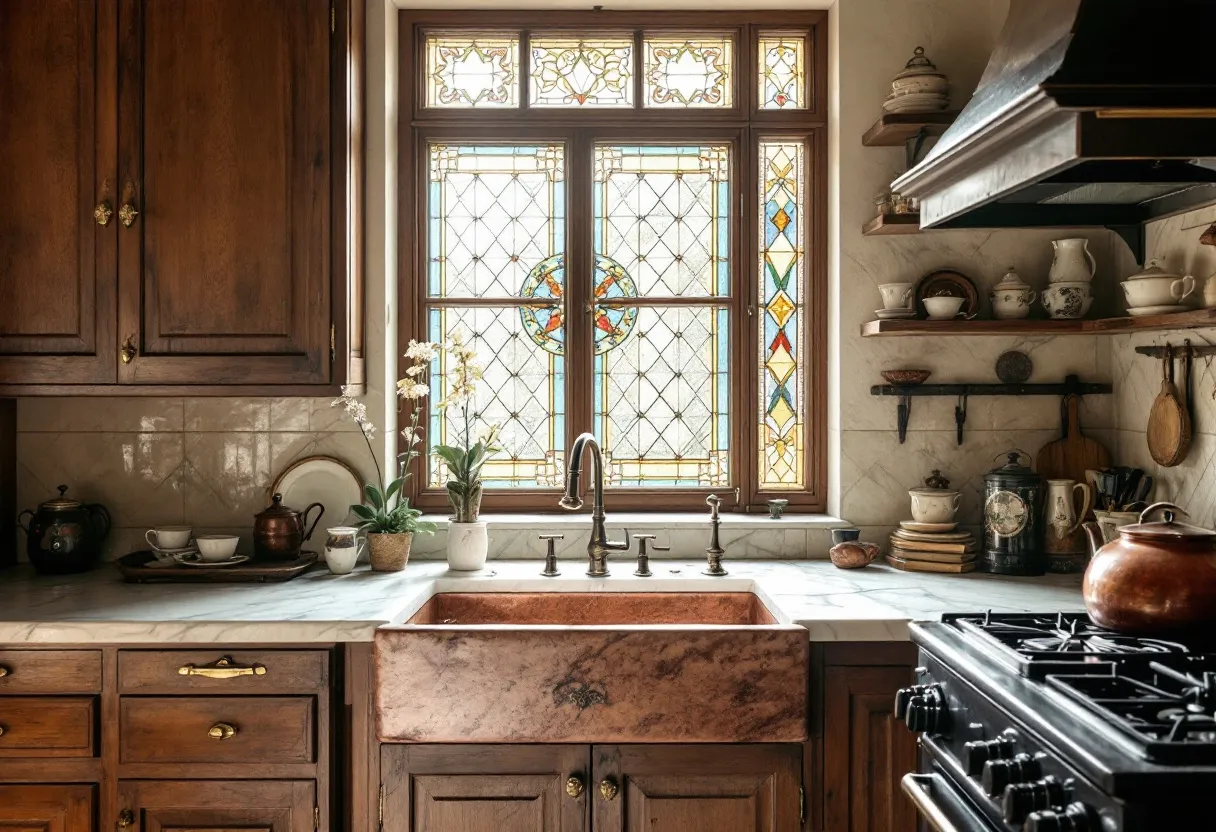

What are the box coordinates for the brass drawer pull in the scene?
[0,724,6,737]
[0,665,9,678]
[178,656,267,679]
[207,722,237,740]
[599,778,619,801]
[118,202,139,228]
[94,200,113,227]
[117,809,134,829]
[565,775,584,799]
[120,335,137,364]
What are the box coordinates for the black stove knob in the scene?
[904,685,946,734]
[963,735,1016,776]
[894,684,933,721]
[981,753,1043,797]
[1002,776,1069,825]
[1024,802,1094,832]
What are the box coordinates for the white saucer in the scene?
[153,545,198,556]
[174,553,250,568]
[1126,304,1189,317]
[899,520,958,533]
[875,308,916,320]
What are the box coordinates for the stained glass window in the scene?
[594,145,731,487]
[759,141,805,489]
[643,37,733,108]
[427,144,566,487]
[530,37,633,107]
[426,34,519,108]
[758,34,806,109]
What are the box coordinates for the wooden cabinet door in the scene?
[593,744,802,832]
[381,745,588,832]
[822,666,917,832]
[0,0,116,384]
[0,785,94,832]
[117,780,314,832]
[115,0,333,385]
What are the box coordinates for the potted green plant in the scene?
[432,331,501,571]
[332,340,437,572]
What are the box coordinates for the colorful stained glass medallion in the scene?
[426,34,519,108]
[530,37,633,107]
[644,37,733,108]
[758,34,806,109]
[518,253,639,356]
[758,141,805,489]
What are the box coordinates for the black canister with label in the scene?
[983,451,1044,575]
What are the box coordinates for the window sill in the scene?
[419,512,849,530]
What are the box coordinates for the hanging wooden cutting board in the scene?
[1036,394,1111,484]
[1147,348,1192,467]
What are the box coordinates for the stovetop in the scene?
[944,612,1216,764]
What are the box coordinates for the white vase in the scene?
[446,521,489,571]
[1048,238,1097,284]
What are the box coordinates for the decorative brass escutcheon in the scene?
[178,656,267,679]
[565,776,584,799]
[599,778,619,801]
[94,200,113,227]
[117,809,134,829]
[118,202,139,228]
[119,336,137,364]
[208,722,237,740]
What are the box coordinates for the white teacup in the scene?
[195,534,240,562]
[878,282,914,310]
[923,295,965,320]
[909,489,961,524]
[146,526,192,550]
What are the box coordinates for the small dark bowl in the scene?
[881,369,931,385]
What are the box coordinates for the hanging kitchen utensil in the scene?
[1035,394,1112,487]
[1146,345,1191,467]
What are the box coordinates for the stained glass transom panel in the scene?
[593,145,731,298]
[426,34,520,108]
[530,37,633,107]
[427,144,565,298]
[759,141,805,489]
[643,37,733,108]
[758,34,806,110]
[595,306,730,487]
[428,307,564,489]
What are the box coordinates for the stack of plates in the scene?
[887,520,977,573]
[882,92,950,114]
[875,308,916,320]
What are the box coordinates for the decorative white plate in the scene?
[875,308,916,320]
[174,554,250,568]
[899,520,958,533]
[271,455,364,532]
[1126,304,1189,317]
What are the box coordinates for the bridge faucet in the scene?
[558,432,629,577]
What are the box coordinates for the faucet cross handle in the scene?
[631,533,670,577]
[706,493,722,521]
[539,534,564,577]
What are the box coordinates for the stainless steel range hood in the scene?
[891,0,1216,263]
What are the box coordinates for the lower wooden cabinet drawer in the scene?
[118,649,328,694]
[120,696,315,764]
[0,696,95,757]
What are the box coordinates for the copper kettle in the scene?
[253,493,323,562]
[1083,502,1216,633]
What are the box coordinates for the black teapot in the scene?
[18,485,112,574]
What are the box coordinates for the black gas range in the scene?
[898,613,1216,831]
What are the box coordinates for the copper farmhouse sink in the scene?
[375,591,808,744]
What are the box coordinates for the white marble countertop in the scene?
[0,560,1083,644]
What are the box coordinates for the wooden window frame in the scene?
[398,9,827,514]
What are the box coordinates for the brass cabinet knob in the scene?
[565,775,584,799]
[118,202,139,228]
[119,336,137,364]
[207,722,237,740]
[0,665,9,678]
[93,200,113,227]
[599,778,619,801]
[117,809,134,829]
[0,724,6,737]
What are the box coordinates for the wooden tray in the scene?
[114,550,319,583]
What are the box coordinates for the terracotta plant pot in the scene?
[367,531,413,573]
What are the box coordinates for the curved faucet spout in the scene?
[558,432,628,576]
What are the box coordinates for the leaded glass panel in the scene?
[594,306,730,487]
[758,141,805,489]
[428,306,565,488]
[426,34,520,108]
[529,36,633,107]
[758,34,806,110]
[643,36,733,108]
[427,144,565,298]
[593,145,731,298]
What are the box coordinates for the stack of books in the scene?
[887,521,977,573]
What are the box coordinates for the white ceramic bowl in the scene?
[195,534,240,562]
[909,489,961,524]
[923,295,965,320]
[1042,282,1092,320]
[1121,274,1195,308]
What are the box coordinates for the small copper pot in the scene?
[254,493,323,562]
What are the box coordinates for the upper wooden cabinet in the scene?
[0,0,362,393]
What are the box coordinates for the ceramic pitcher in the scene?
[1044,478,1093,555]
[1049,238,1097,284]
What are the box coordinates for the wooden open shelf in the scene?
[862,308,1216,337]
[862,213,921,236]
[861,111,960,146]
